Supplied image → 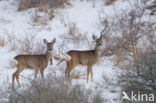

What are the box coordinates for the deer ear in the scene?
[52,38,56,44]
[92,35,97,41]
[43,39,48,44]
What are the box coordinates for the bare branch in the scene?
[100,19,112,37]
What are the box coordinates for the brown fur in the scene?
[12,38,56,87]
[64,35,104,84]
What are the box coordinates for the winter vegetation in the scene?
[0,0,156,103]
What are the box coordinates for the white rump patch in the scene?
[13,59,18,66]
[65,54,71,61]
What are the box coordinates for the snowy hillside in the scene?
[0,0,153,103]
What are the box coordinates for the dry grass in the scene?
[0,35,6,47]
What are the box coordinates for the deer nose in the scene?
[97,42,102,46]
[49,48,53,50]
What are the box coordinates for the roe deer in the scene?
[12,38,56,87]
[58,29,108,84]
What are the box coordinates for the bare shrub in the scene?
[39,0,70,10]
[97,17,114,57]
[104,0,118,6]
[5,31,45,54]
[102,36,130,66]
[71,69,85,80]
[5,31,17,51]
[49,9,55,20]
[95,0,156,99]
[16,0,70,11]
[98,0,156,67]
[145,0,156,15]
[32,10,40,23]
[101,74,114,89]
[16,0,40,11]
[119,49,156,101]
[31,10,49,26]
[16,0,70,24]
[61,22,92,48]
[111,1,156,100]
[7,84,102,103]
[0,68,104,103]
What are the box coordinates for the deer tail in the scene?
[13,58,18,66]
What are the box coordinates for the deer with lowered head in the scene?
[58,29,108,84]
[12,38,56,87]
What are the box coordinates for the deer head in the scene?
[44,38,56,51]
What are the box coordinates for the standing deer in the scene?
[58,29,108,84]
[12,38,56,87]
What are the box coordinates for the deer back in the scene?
[15,55,48,69]
[67,50,99,66]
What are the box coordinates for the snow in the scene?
[0,0,136,102]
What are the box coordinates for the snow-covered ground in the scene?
[0,0,137,102]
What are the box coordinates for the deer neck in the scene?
[94,45,102,60]
[45,50,53,62]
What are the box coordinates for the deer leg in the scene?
[65,61,75,84]
[65,67,74,84]
[50,58,53,65]
[16,75,20,87]
[40,69,44,80]
[90,68,93,82]
[34,69,39,80]
[65,62,70,84]
[87,67,89,83]
[68,69,72,84]
[87,65,92,83]
[65,68,72,84]
[15,68,23,87]
[65,68,69,83]
[12,71,18,87]
[12,66,23,87]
